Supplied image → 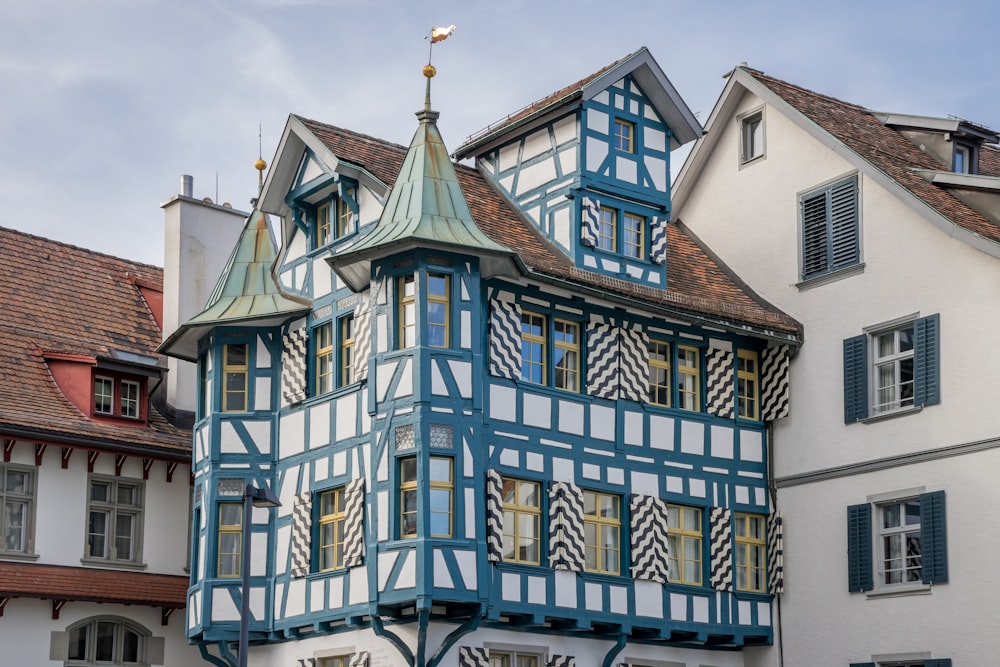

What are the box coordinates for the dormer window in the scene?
[613,118,635,153]
[92,374,145,420]
[299,179,358,250]
[582,198,650,262]
[598,207,616,251]
[953,143,976,174]
[623,212,645,259]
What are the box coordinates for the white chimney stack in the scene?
[181,174,194,198]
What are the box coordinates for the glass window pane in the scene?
[6,470,27,494]
[95,621,116,661]
[429,458,451,482]
[220,504,242,527]
[122,627,140,663]
[400,458,417,483]
[68,625,88,660]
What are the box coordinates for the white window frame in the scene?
[85,477,144,565]
[865,314,917,416]
[738,107,765,164]
[1,464,35,555]
[876,496,923,587]
[94,376,114,415]
[120,380,140,419]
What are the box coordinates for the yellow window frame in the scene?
[217,502,242,578]
[614,118,635,153]
[398,275,416,349]
[340,315,355,386]
[737,349,759,420]
[584,490,620,575]
[648,340,671,406]
[428,456,453,538]
[222,343,248,412]
[318,487,345,571]
[677,345,700,412]
[336,190,353,238]
[553,319,580,393]
[500,477,540,565]
[319,656,350,667]
[734,513,767,592]
[315,322,333,395]
[597,206,617,252]
[427,272,450,349]
[667,504,703,586]
[316,201,331,246]
[399,457,418,539]
[520,311,546,385]
[623,212,644,259]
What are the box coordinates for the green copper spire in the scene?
[159,209,310,362]
[331,65,516,292]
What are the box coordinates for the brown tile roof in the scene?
[0,227,190,455]
[979,144,1000,178]
[298,117,800,335]
[748,69,1000,245]
[0,561,187,608]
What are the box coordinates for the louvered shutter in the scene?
[920,490,948,584]
[846,503,872,592]
[581,197,600,247]
[348,651,370,667]
[352,293,374,382]
[587,323,619,400]
[829,176,859,271]
[913,314,940,407]
[548,482,585,571]
[342,478,366,567]
[650,215,668,265]
[618,327,648,402]
[458,647,489,667]
[629,494,670,583]
[843,335,869,423]
[767,511,784,595]
[485,470,503,562]
[290,492,312,577]
[281,326,308,406]
[801,191,829,279]
[489,299,521,379]
[708,507,733,591]
[760,345,790,421]
[705,347,734,418]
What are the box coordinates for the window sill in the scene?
[861,405,923,424]
[739,154,765,169]
[865,582,932,599]
[796,262,865,290]
[0,551,40,562]
[79,557,148,571]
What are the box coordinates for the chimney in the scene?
[181,174,194,198]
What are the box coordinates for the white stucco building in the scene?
[673,65,1000,667]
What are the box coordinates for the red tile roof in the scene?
[0,561,187,608]
[0,228,190,456]
[298,117,800,335]
[748,69,1000,245]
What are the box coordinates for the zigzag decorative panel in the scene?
[296,659,315,667]
[458,646,489,667]
[761,345,790,421]
[352,293,374,382]
[768,511,784,595]
[650,215,667,265]
[629,494,670,583]
[549,482,585,571]
[489,299,521,379]
[587,323,619,399]
[342,477,366,567]
[290,492,312,577]
[349,651,370,667]
[705,347,734,418]
[281,327,308,406]
[709,507,733,591]
[485,469,503,562]
[548,656,575,667]
[619,327,649,402]
[581,197,600,247]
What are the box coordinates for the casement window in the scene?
[312,185,357,248]
[217,502,243,577]
[844,314,939,422]
[740,109,764,163]
[520,311,546,385]
[340,315,356,386]
[734,513,766,592]
[597,206,617,251]
[583,490,620,575]
[953,142,976,174]
[737,349,759,420]
[95,377,114,415]
[847,490,947,593]
[314,322,334,395]
[426,272,450,348]
[613,118,635,153]
[500,477,541,565]
[93,375,144,420]
[648,340,671,406]
[399,456,453,539]
[398,275,416,349]
[222,343,249,412]
[316,201,332,246]
[86,478,143,563]
[623,212,645,259]
[490,651,540,667]
[666,504,703,586]
[677,345,700,411]
[336,189,355,237]
[2,465,33,554]
[800,174,860,281]
[318,487,346,571]
[66,617,149,666]
[553,319,580,392]
[320,656,361,667]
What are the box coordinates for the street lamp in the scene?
[238,483,281,667]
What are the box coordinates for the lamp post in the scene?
[238,483,281,667]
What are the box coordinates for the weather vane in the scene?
[422,25,456,109]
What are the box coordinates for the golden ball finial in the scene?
[255,158,267,172]
[423,64,437,78]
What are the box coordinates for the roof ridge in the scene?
[295,115,409,153]
[0,225,163,273]
[744,68,871,115]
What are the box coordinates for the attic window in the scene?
[613,118,635,153]
[92,373,145,421]
[739,109,764,164]
[953,143,976,174]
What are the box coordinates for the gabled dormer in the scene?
[286,149,360,252]
[875,112,1000,175]
[454,47,702,289]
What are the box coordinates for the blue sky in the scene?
[3,0,999,266]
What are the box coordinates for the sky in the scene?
[3,0,999,267]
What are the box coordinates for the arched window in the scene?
[65,616,150,666]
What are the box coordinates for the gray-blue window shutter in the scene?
[923,660,951,667]
[846,503,872,592]
[829,176,859,270]
[843,335,868,423]
[801,191,829,279]
[920,490,948,584]
[913,313,940,407]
